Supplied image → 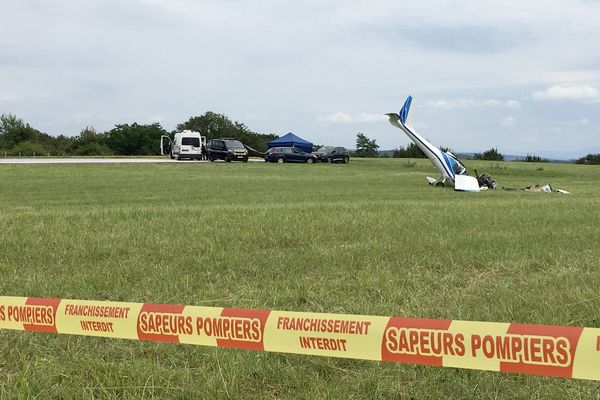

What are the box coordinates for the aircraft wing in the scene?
[454,175,480,192]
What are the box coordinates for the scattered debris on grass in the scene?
[502,184,570,194]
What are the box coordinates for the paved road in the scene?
[0,158,265,165]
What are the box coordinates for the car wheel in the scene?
[277,157,285,163]
[226,156,232,162]
[307,158,314,164]
[170,152,175,160]
[344,156,349,164]
[327,157,332,163]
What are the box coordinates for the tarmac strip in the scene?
[0,158,265,165]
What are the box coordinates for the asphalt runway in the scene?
[0,158,265,165]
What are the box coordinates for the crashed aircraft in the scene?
[386,96,495,192]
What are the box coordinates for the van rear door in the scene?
[160,135,172,155]
[181,136,201,157]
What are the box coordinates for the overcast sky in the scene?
[1,0,599,157]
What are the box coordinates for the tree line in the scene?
[3,114,599,165]
[0,112,278,156]
[357,132,506,160]
[575,153,600,165]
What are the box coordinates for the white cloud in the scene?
[426,99,521,110]
[318,112,388,124]
[531,85,600,102]
[501,116,517,127]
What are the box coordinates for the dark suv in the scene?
[313,146,350,163]
[207,138,249,162]
[265,147,318,163]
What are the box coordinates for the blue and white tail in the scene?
[386,95,478,191]
[399,95,413,125]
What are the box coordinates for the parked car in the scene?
[207,138,249,162]
[265,147,318,163]
[313,146,350,163]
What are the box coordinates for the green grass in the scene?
[1,158,600,399]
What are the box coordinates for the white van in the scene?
[161,130,207,160]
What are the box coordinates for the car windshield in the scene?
[445,152,467,175]
[223,140,244,149]
[316,146,334,153]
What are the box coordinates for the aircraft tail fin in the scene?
[386,95,414,129]
[399,95,413,125]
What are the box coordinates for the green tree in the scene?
[105,123,167,155]
[178,112,238,138]
[0,113,76,155]
[73,142,114,156]
[523,154,547,163]
[575,153,600,165]
[48,135,75,156]
[8,141,48,156]
[0,114,40,149]
[473,147,504,161]
[71,127,110,156]
[393,142,426,158]
[355,133,379,157]
[77,127,105,146]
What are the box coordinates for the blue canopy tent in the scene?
[267,132,313,153]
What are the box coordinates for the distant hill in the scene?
[374,150,577,164]
[456,153,577,164]
[455,152,524,161]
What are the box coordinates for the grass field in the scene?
[1,158,600,399]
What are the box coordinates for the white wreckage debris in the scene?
[502,184,570,194]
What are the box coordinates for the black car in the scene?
[207,138,249,162]
[313,146,350,163]
[265,147,318,163]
